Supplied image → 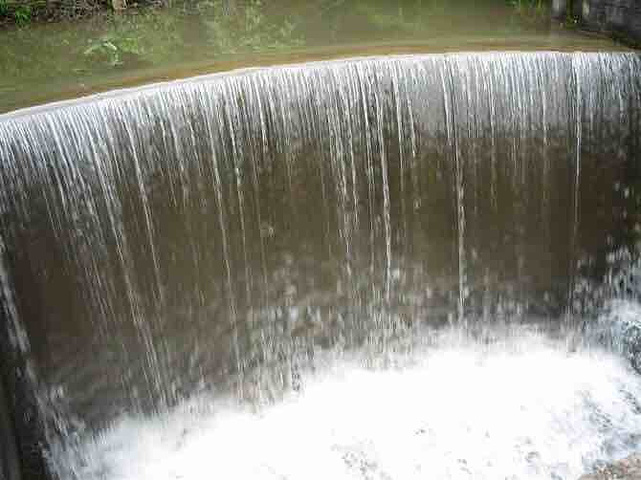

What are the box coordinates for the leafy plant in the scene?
[83,34,144,67]
[506,0,550,27]
[14,4,32,26]
[0,0,9,17]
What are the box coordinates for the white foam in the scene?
[51,325,641,480]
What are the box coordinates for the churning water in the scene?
[50,313,641,480]
[1,52,641,479]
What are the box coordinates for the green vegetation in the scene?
[80,9,182,68]
[0,0,34,26]
[0,0,160,26]
[0,0,304,78]
[506,0,550,27]
[13,3,31,25]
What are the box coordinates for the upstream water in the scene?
[0,0,626,114]
[1,52,641,479]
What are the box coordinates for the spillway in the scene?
[1,52,641,479]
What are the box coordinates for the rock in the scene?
[588,300,641,375]
[579,454,641,479]
[579,0,641,46]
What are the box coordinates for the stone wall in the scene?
[0,379,21,480]
[553,0,641,46]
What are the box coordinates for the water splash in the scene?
[51,322,641,480]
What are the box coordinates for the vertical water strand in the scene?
[514,55,528,315]
[200,90,242,397]
[115,100,169,410]
[326,67,354,292]
[486,57,498,213]
[409,60,430,242]
[187,87,213,311]
[614,55,629,149]
[489,55,509,313]
[82,106,136,379]
[0,122,73,442]
[308,68,335,262]
[120,100,165,309]
[272,70,299,240]
[405,61,419,166]
[440,57,466,323]
[467,56,480,224]
[97,102,165,412]
[217,80,254,388]
[359,63,380,297]
[246,76,270,303]
[499,55,517,313]
[154,93,179,210]
[223,80,252,308]
[371,66,393,305]
[567,54,583,323]
[150,92,199,401]
[539,55,551,246]
[534,55,549,291]
[59,106,117,338]
[0,245,25,354]
[0,124,31,237]
[159,89,191,226]
[0,161,29,354]
[157,90,203,312]
[259,72,296,243]
[40,113,99,317]
[346,68,361,300]
[334,64,362,304]
[134,98,178,397]
[403,61,422,291]
[391,61,408,269]
[0,130,41,421]
[523,55,538,310]
[26,119,70,263]
[289,68,310,142]
[454,58,466,324]
[244,75,273,387]
[77,109,137,403]
[0,228,47,473]
[41,108,142,417]
[37,111,102,346]
[404,61,420,242]
[468,56,483,301]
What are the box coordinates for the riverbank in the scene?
[0,0,165,27]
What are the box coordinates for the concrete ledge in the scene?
[552,0,641,47]
[0,378,21,480]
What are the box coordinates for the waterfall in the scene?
[1,51,641,479]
